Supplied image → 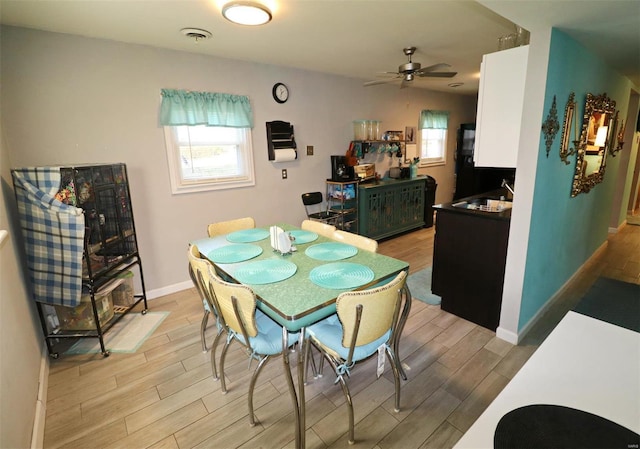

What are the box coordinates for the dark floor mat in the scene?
[573,277,640,332]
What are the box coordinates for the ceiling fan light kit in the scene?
[364,46,457,87]
[222,1,272,26]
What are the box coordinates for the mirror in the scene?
[571,92,616,197]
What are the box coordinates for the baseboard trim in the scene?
[31,341,49,449]
[146,280,192,300]
[495,326,518,345]
[508,240,608,345]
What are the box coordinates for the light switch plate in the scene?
[307,145,314,156]
[282,169,287,179]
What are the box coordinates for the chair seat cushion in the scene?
[234,309,297,356]
[307,316,390,362]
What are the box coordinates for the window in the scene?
[164,125,255,194]
[159,88,255,194]
[419,110,450,167]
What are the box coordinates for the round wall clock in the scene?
[272,82,289,103]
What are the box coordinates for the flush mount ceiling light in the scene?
[222,1,272,26]
[181,28,212,42]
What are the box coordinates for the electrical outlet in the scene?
[307,145,314,156]
[282,169,287,179]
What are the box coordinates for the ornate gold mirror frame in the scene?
[571,92,616,197]
[559,92,576,164]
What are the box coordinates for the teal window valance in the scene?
[420,110,450,129]
[159,89,254,128]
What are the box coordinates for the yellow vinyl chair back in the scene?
[337,270,406,348]
[333,229,378,253]
[188,244,214,304]
[187,244,226,379]
[207,217,255,237]
[301,219,336,238]
[207,265,259,338]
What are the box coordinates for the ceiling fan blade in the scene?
[363,77,401,87]
[416,71,458,78]
[419,63,451,73]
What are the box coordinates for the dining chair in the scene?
[206,264,298,426]
[301,192,340,226]
[187,244,224,379]
[207,216,255,238]
[197,216,256,350]
[301,219,336,238]
[332,229,378,253]
[305,270,407,444]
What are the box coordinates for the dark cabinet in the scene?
[358,178,426,239]
[431,208,510,331]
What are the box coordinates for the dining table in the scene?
[192,223,410,448]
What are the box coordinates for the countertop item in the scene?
[433,188,513,221]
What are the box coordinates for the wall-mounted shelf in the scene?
[352,140,405,156]
[266,120,297,162]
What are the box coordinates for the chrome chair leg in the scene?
[322,351,355,444]
[394,285,412,381]
[219,338,232,393]
[385,346,402,412]
[303,338,320,383]
[210,327,224,380]
[248,355,271,426]
[200,309,210,352]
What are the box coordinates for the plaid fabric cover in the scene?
[12,167,85,307]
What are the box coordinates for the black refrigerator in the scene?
[453,123,515,201]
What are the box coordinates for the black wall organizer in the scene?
[266,120,297,161]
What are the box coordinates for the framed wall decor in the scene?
[405,126,416,144]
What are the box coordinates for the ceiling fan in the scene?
[364,46,457,88]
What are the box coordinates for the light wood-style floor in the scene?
[43,223,640,449]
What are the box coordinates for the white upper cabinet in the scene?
[474,45,529,168]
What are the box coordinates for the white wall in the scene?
[496,28,551,343]
[1,124,44,449]
[1,26,476,296]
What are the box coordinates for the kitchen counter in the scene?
[431,188,512,330]
[433,188,513,221]
[358,175,428,189]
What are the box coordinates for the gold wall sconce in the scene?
[559,92,577,164]
[610,117,625,157]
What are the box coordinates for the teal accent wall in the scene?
[518,29,632,331]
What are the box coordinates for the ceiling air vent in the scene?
[180,28,212,42]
